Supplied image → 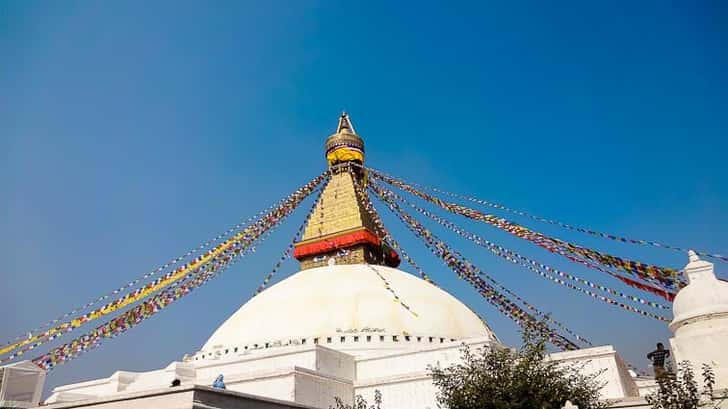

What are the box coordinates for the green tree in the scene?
[428,325,607,409]
[646,361,727,409]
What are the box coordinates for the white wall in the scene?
[670,315,728,390]
[356,338,491,381]
[226,371,297,403]
[46,340,641,408]
[550,346,639,399]
[315,347,355,380]
[295,368,353,408]
[194,348,318,382]
[357,377,439,409]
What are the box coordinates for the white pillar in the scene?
[669,251,728,389]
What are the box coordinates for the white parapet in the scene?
[0,361,46,408]
[549,346,640,400]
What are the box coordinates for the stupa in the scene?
[198,113,495,360]
[13,114,694,409]
[670,250,728,389]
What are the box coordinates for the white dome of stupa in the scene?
[670,251,728,330]
[196,264,496,359]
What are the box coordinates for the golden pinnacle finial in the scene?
[325,113,365,167]
[336,112,356,135]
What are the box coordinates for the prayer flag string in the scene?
[371,183,592,346]
[521,232,676,302]
[2,202,285,348]
[365,166,728,263]
[331,165,424,316]
[30,170,332,370]
[390,188,670,322]
[1,170,330,360]
[9,225,280,367]
[365,167,683,296]
[345,165,436,286]
[352,168,500,338]
[254,179,330,296]
[353,164,508,326]
[31,228,275,371]
[390,186,672,310]
[369,183,582,350]
[366,264,419,317]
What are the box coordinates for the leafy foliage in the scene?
[646,361,727,409]
[428,324,607,409]
[331,390,382,409]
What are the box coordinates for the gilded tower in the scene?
[293,113,400,269]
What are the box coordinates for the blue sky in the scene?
[2,0,727,394]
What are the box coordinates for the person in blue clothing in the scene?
[212,374,226,389]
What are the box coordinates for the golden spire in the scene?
[324,112,365,167]
[294,114,399,270]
